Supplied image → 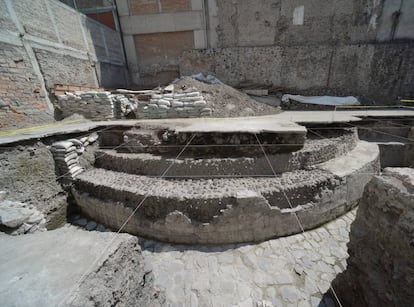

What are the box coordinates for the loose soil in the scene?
[173,77,282,118]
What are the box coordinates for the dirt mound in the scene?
[173,77,281,117]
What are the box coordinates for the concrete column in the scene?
[123,35,140,84]
[100,26,110,59]
[115,0,130,16]
[206,0,218,48]
[191,0,203,10]
[194,30,207,49]
[193,0,207,49]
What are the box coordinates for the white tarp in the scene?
[282,94,360,106]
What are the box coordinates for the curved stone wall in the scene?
[95,128,358,177]
[73,141,379,244]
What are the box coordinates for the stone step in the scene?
[75,167,336,212]
[94,129,358,177]
[99,117,308,157]
[73,141,379,244]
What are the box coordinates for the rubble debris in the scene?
[0,196,46,235]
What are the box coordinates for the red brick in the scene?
[55,84,69,91]
[68,86,81,91]
[134,31,194,66]
[54,89,66,95]
[161,0,190,13]
[35,101,47,110]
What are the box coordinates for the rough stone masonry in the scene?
[334,167,414,307]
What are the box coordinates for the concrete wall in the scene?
[178,0,414,103]
[0,0,128,131]
[116,0,207,86]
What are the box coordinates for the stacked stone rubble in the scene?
[51,133,99,184]
[112,94,137,119]
[0,191,47,235]
[137,87,212,119]
[51,140,84,181]
[55,87,213,120]
[56,91,115,119]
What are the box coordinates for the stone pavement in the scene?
[140,209,356,307]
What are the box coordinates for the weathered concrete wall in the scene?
[0,0,128,131]
[179,0,414,103]
[214,0,386,48]
[334,168,414,307]
[116,0,207,86]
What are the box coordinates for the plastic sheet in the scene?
[282,94,360,106]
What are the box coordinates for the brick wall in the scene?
[34,49,98,89]
[130,0,159,14]
[0,0,128,131]
[130,0,191,15]
[134,31,194,86]
[0,43,53,131]
[161,0,190,13]
[54,85,104,96]
[135,31,194,65]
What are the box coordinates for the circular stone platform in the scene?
[95,128,358,177]
[73,120,380,244]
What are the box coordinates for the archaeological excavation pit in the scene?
[1,0,414,305]
[69,117,380,244]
